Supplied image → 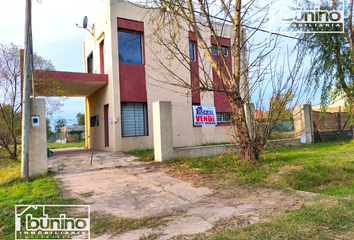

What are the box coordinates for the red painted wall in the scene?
[118,18,147,102]
[118,18,144,32]
[189,32,200,104]
[119,63,147,102]
[104,104,109,147]
[211,36,232,113]
[100,40,105,74]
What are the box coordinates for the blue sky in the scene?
[0,0,107,127]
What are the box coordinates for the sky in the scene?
[0,0,108,127]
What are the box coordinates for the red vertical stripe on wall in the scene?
[211,36,232,113]
[104,104,109,147]
[118,18,147,102]
[100,40,104,74]
[189,32,200,104]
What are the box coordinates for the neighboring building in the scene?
[60,125,86,142]
[80,0,249,152]
[312,87,348,113]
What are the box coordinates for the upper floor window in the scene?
[87,52,93,73]
[118,30,143,64]
[90,114,99,127]
[211,45,228,57]
[189,41,196,61]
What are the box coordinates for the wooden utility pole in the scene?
[21,0,32,179]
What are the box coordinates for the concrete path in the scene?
[49,148,315,240]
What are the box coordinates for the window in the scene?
[87,52,93,73]
[211,45,228,56]
[216,112,231,123]
[121,102,148,137]
[211,45,219,55]
[118,30,143,64]
[189,41,196,61]
[221,46,228,56]
[90,115,99,127]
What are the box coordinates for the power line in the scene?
[192,9,307,42]
[158,1,324,42]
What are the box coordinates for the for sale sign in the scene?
[192,106,217,125]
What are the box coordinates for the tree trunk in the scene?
[230,96,259,160]
[228,0,259,160]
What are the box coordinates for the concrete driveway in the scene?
[49,148,315,240]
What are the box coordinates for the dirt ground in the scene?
[48,148,316,240]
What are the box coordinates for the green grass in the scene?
[164,140,354,196]
[0,158,80,239]
[160,140,354,239]
[47,140,85,149]
[268,131,295,140]
[207,196,354,240]
[90,212,171,238]
[126,148,154,161]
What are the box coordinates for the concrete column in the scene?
[153,101,173,162]
[294,103,314,144]
[244,103,256,139]
[29,98,48,176]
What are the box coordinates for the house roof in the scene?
[34,70,108,97]
[60,125,86,132]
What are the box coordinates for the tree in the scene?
[265,92,294,121]
[144,0,305,160]
[76,113,85,125]
[46,118,54,140]
[296,0,354,113]
[54,118,67,134]
[0,43,63,160]
[0,104,21,159]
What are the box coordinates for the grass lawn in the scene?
[47,140,85,149]
[0,159,80,239]
[1,141,354,239]
[130,140,354,239]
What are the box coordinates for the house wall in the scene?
[83,1,248,152]
[84,3,117,151]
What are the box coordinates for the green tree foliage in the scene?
[0,43,63,159]
[46,118,54,140]
[0,104,21,159]
[0,43,23,159]
[296,0,354,112]
[265,92,294,121]
[54,118,67,134]
[76,113,85,125]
